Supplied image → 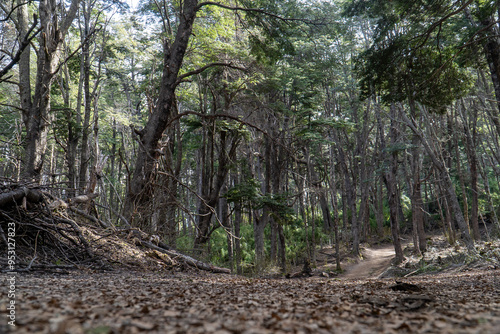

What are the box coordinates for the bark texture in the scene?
[21,0,80,180]
[123,0,199,222]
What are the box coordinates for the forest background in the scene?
[1,0,500,275]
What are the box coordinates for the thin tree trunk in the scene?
[407,101,426,254]
[108,118,117,210]
[22,0,80,180]
[234,201,242,275]
[278,223,286,272]
[194,131,240,247]
[387,107,405,264]
[17,0,32,137]
[401,108,476,253]
[478,156,500,233]
[336,143,359,257]
[482,17,500,136]
[374,180,385,237]
[378,104,405,264]
[78,10,92,193]
[459,100,481,240]
[329,160,341,271]
[219,185,232,270]
[254,208,268,272]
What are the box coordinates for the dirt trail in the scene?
[341,244,396,279]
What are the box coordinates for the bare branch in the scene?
[165,110,267,135]
[175,62,247,85]
[197,1,317,25]
[411,0,474,50]
[0,14,40,82]
[0,1,30,23]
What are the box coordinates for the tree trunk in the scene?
[254,208,269,272]
[193,131,240,247]
[108,118,117,210]
[459,100,481,240]
[401,108,476,253]
[123,0,199,222]
[478,156,500,233]
[481,16,500,136]
[336,142,359,257]
[386,176,405,264]
[162,119,182,246]
[407,102,426,254]
[374,180,385,237]
[308,156,333,233]
[378,104,405,264]
[78,1,92,193]
[269,139,277,264]
[387,154,405,261]
[219,186,232,271]
[329,158,342,271]
[17,0,32,139]
[234,201,242,275]
[278,223,286,272]
[21,0,80,180]
[62,62,79,198]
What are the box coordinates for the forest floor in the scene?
[2,235,500,334]
[340,244,397,279]
[2,190,499,333]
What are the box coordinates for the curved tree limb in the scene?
[176,62,247,85]
[0,14,40,82]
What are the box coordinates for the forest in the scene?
[1,0,500,333]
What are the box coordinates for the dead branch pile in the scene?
[0,184,230,274]
[0,185,97,272]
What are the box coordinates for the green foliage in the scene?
[209,224,256,269]
[224,177,294,221]
[295,115,355,144]
[240,0,301,62]
[207,213,331,271]
[224,177,261,205]
[347,0,474,112]
[258,193,296,221]
[176,233,195,252]
[282,216,330,263]
[181,115,203,133]
[357,41,472,112]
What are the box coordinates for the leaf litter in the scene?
[1,212,499,334]
[1,267,499,334]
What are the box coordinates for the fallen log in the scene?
[139,240,231,274]
[0,187,42,208]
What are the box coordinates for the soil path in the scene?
[341,244,396,279]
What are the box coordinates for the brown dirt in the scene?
[341,244,396,279]
[2,268,499,334]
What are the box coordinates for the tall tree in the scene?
[123,0,201,221]
[21,0,80,179]
[346,0,475,253]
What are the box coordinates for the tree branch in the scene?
[197,2,301,22]
[165,111,267,135]
[0,1,30,23]
[176,62,247,85]
[0,14,40,82]
[411,0,474,50]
